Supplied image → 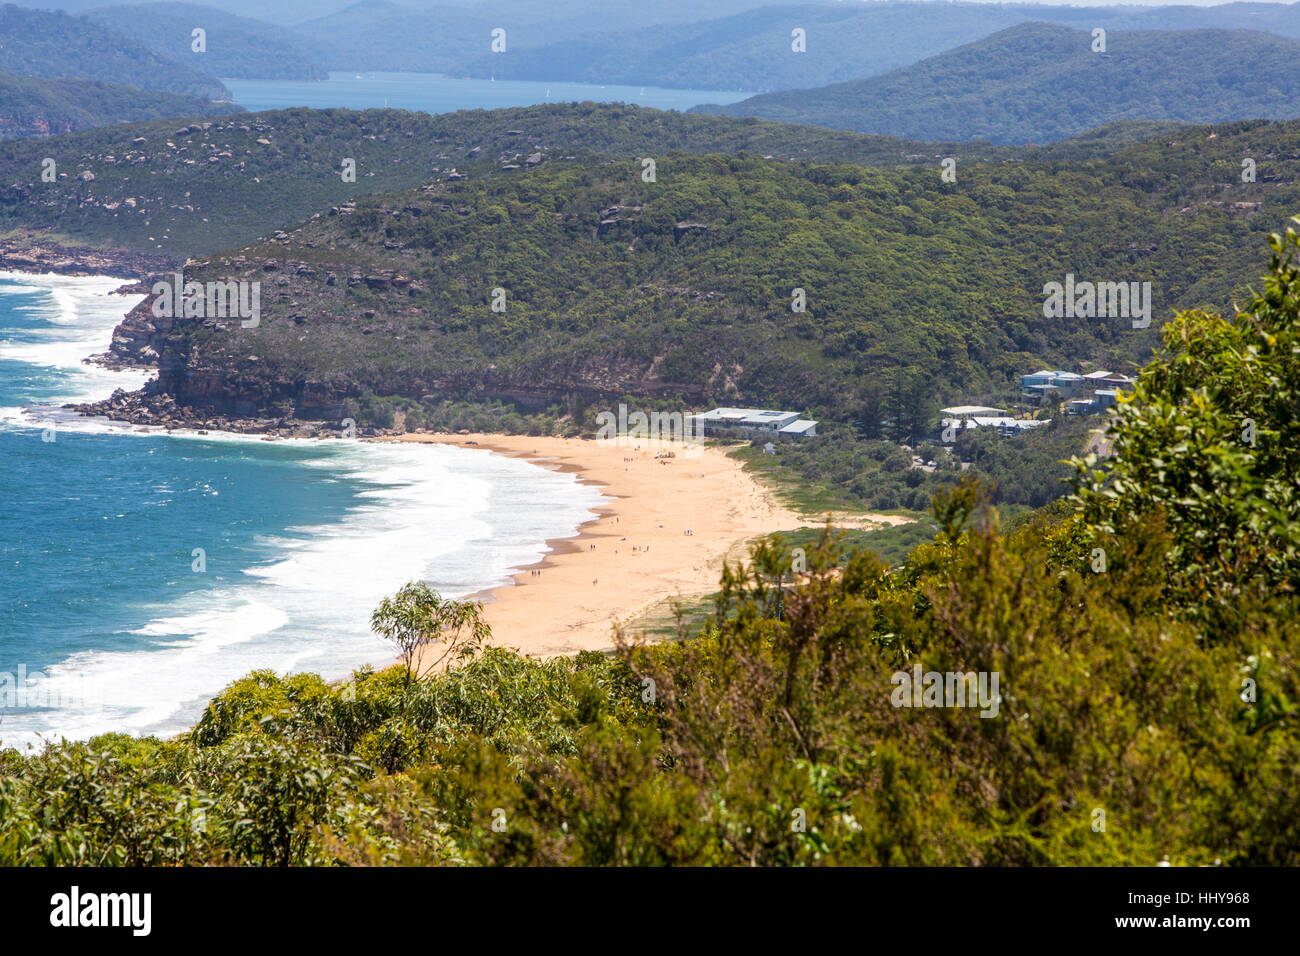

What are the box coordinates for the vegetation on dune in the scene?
[733,414,1090,515]
[3,227,1299,866]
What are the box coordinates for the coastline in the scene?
[389,432,909,664]
[0,237,177,280]
[2,264,913,745]
[0,262,900,673]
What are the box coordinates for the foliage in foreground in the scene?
[1,488,1294,866]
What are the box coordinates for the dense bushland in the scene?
[159,117,1300,430]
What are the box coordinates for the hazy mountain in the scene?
[289,2,499,74]
[436,1,1300,91]
[0,3,231,98]
[693,23,1300,143]
[447,3,1031,92]
[85,2,328,80]
[34,0,797,29]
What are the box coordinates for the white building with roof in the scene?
[940,405,1005,418]
[1082,370,1134,388]
[688,407,819,441]
[940,416,1049,443]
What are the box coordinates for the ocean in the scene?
[0,273,604,748]
[221,71,750,114]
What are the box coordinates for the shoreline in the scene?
[389,432,910,665]
[1,264,904,674]
[56,372,911,671]
[57,376,912,668]
[0,239,177,281]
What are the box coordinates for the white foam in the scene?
[0,274,607,748]
[0,271,149,433]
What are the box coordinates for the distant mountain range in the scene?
[295,1,1300,92]
[445,2,1031,92]
[693,23,1300,143]
[11,1,1300,94]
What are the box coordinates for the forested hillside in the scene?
[1,103,1139,258]
[695,23,1300,143]
[101,118,1300,432]
[86,2,328,81]
[0,70,243,138]
[0,3,231,99]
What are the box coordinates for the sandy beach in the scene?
[387,433,907,664]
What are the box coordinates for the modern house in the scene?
[940,405,1006,419]
[1020,370,1083,403]
[1082,370,1134,389]
[689,407,819,441]
[1065,389,1121,416]
[939,416,1049,443]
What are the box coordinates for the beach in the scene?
[391,432,909,663]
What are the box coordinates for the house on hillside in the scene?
[1065,388,1121,416]
[939,416,1049,443]
[1082,370,1134,389]
[940,405,1005,419]
[1020,370,1083,404]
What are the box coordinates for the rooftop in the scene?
[778,419,818,435]
[693,407,803,427]
[940,405,1004,416]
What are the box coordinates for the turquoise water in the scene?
[222,71,751,114]
[0,274,603,747]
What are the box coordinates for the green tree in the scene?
[370,582,490,686]
[1072,219,1300,618]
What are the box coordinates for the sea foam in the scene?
[0,273,605,748]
